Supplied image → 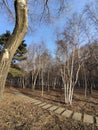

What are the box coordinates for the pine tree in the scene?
[0,31,27,64]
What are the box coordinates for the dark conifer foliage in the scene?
[0,31,27,63]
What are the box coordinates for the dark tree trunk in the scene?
[0,0,28,98]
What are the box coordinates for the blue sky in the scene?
[0,0,92,53]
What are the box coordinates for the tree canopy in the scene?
[0,31,27,63]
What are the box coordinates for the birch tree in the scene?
[56,14,83,104]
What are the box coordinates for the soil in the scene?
[18,87,98,116]
[0,87,98,130]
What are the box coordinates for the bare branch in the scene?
[2,0,15,19]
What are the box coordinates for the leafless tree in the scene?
[56,14,84,104]
[0,0,28,98]
[0,0,68,98]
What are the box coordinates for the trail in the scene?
[10,87,98,126]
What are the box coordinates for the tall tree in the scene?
[56,14,84,104]
[0,0,28,98]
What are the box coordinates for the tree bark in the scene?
[0,0,28,98]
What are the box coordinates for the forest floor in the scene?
[18,87,98,116]
[0,87,98,130]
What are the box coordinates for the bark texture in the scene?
[0,0,28,98]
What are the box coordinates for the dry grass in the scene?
[18,87,98,116]
[0,87,98,130]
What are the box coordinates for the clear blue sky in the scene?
[0,0,92,53]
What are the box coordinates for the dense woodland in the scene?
[2,35,98,104]
[5,38,98,104]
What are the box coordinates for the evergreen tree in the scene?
[0,31,10,53]
[0,31,27,64]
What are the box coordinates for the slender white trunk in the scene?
[47,71,50,91]
[64,83,73,104]
[33,70,39,90]
[41,70,44,96]
[41,61,44,96]
[31,66,38,90]
[53,77,56,90]
[84,73,87,97]
[22,76,25,89]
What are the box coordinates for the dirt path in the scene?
[0,87,98,130]
[10,87,98,126]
